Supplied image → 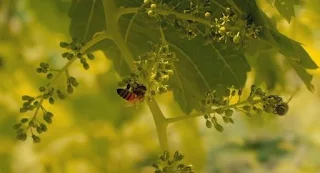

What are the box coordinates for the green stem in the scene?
[31,32,109,121]
[118,8,210,25]
[167,99,262,124]
[103,0,169,151]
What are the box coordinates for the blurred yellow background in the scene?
[0,0,320,173]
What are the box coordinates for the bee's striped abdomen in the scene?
[117,89,136,101]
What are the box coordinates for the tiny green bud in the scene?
[20,118,29,123]
[67,53,73,60]
[251,85,257,91]
[87,53,95,60]
[69,77,79,87]
[143,0,150,4]
[44,114,52,124]
[218,26,226,35]
[33,101,39,106]
[152,163,159,169]
[67,85,74,94]
[39,86,46,92]
[40,62,49,69]
[150,3,156,9]
[36,67,43,73]
[255,88,263,96]
[40,123,47,132]
[205,12,211,18]
[238,89,242,96]
[147,10,156,17]
[233,32,241,44]
[231,90,236,96]
[206,120,212,128]
[32,135,41,143]
[58,93,66,100]
[59,42,69,48]
[157,86,167,94]
[16,132,27,141]
[20,107,28,113]
[49,97,55,104]
[62,52,69,58]
[222,116,231,123]
[243,105,251,111]
[47,73,53,79]
[204,114,209,119]
[216,108,224,114]
[80,57,86,64]
[13,123,21,129]
[22,95,31,100]
[77,53,83,58]
[225,109,233,117]
[83,63,89,70]
[29,121,36,127]
[214,123,224,132]
[36,126,43,134]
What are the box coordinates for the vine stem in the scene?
[30,32,109,123]
[103,0,169,151]
[166,99,262,124]
[118,7,210,25]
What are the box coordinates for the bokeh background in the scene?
[0,0,320,172]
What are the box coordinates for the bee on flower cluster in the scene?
[117,81,147,104]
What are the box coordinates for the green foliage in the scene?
[68,0,317,114]
[273,0,300,23]
[152,150,194,173]
[12,0,319,171]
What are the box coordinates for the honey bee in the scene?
[117,82,147,103]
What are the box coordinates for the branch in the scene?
[117,7,210,25]
[103,0,169,151]
[167,99,262,124]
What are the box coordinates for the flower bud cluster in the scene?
[152,150,194,173]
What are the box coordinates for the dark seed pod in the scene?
[13,123,21,129]
[62,52,69,58]
[67,85,74,94]
[59,42,69,48]
[69,77,79,87]
[206,120,212,128]
[49,97,55,104]
[36,126,43,134]
[39,86,46,92]
[214,123,224,132]
[77,53,83,58]
[36,67,43,73]
[22,95,31,100]
[47,73,53,79]
[20,118,29,123]
[16,132,27,141]
[32,135,41,143]
[83,63,89,70]
[87,53,95,60]
[40,123,47,132]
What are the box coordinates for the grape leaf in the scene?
[29,0,69,34]
[68,0,317,114]
[243,0,318,92]
[68,0,251,114]
[274,0,300,23]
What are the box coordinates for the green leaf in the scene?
[29,0,69,33]
[244,0,318,92]
[274,0,300,23]
[269,30,317,91]
[68,0,250,114]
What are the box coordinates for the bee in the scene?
[264,94,294,116]
[117,82,147,103]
